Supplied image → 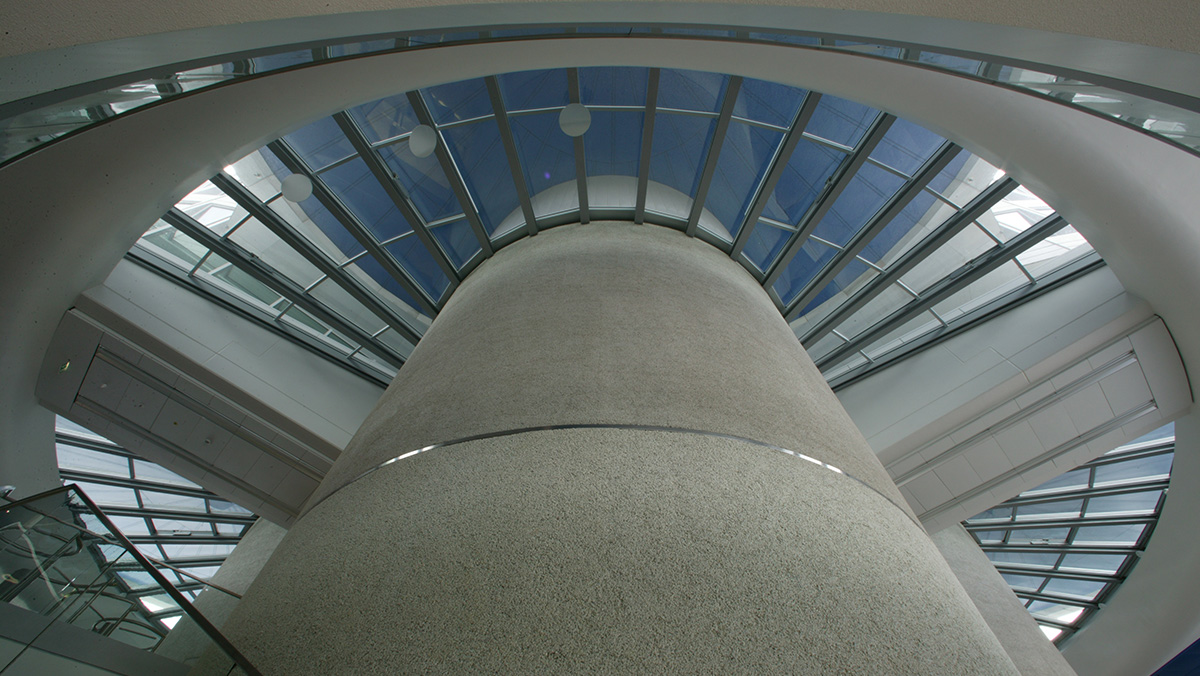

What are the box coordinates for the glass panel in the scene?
[1085,490,1163,516]
[985,551,1060,569]
[813,161,908,247]
[931,153,1000,206]
[308,279,388,335]
[1017,225,1094,277]
[860,311,941,360]
[703,122,783,238]
[283,117,355,171]
[585,111,643,179]
[319,157,414,243]
[421,78,493,124]
[227,218,324,288]
[832,283,912,340]
[1041,578,1107,601]
[224,149,285,202]
[345,256,430,324]
[870,119,945,176]
[979,183,1055,242]
[1005,528,1070,545]
[262,151,366,265]
[131,461,198,488]
[137,223,210,270]
[805,96,879,148]
[1000,573,1045,591]
[743,221,794,273]
[760,139,846,226]
[1026,601,1085,625]
[199,253,284,311]
[249,50,312,74]
[385,235,452,300]
[1072,524,1146,546]
[733,79,807,127]
[1093,454,1173,487]
[648,113,716,200]
[1014,499,1083,521]
[579,67,648,106]
[176,182,244,237]
[498,69,569,111]
[795,257,877,321]
[773,239,838,306]
[510,111,577,196]
[440,119,523,236]
[918,52,983,75]
[349,93,421,144]
[969,506,1014,523]
[378,140,461,224]
[931,260,1031,323]
[1023,468,1091,495]
[1059,554,1127,575]
[57,445,129,478]
[861,189,956,269]
[429,219,482,270]
[899,223,996,294]
[656,69,728,112]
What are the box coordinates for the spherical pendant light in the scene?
[281,174,313,202]
[409,124,438,158]
[559,103,592,137]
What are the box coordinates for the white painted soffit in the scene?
[3,2,1199,105]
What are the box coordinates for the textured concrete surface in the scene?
[224,428,1017,674]
[933,525,1077,676]
[314,222,906,510]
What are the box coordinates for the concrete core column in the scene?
[218,222,1018,673]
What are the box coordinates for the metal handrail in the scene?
[0,484,262,675]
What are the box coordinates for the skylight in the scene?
[127,67,1100,388]
[964,423,1175,646]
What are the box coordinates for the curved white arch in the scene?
[2,36,1198,674]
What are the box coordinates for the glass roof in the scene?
[964,423,1175,646]
[128,66,1099,386]
[55,417,256,628]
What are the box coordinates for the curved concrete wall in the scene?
[316,223,901,506]
[220,224,1016,672]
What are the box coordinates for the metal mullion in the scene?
[1034,616,1080,631]
[112,556,228,570]
[484,76,538,237]
[55,433,136,457]
[1015,590,1100,610]
[968,515,1155,531]
[996,480,1170,509]
[814,213,1068,369]
[125,534,241,545]
[829,254,1105,391]
[99,506,256,525]
[567,69,590,224]
[980,544,1135,556]
[266,141,439,317]
[1084,445,1175,467]
[61,469,218,502]
[763,113,897,289]
[685,76,743,237]
[634,69,660,224]
[165,208,408,367]
[784,143,964,320]
[332,112,461,289]
[994,566,1117,585]
[800,176,1020,346]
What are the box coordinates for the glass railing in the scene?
[0,484,261,675]
[1,24,1196,169]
